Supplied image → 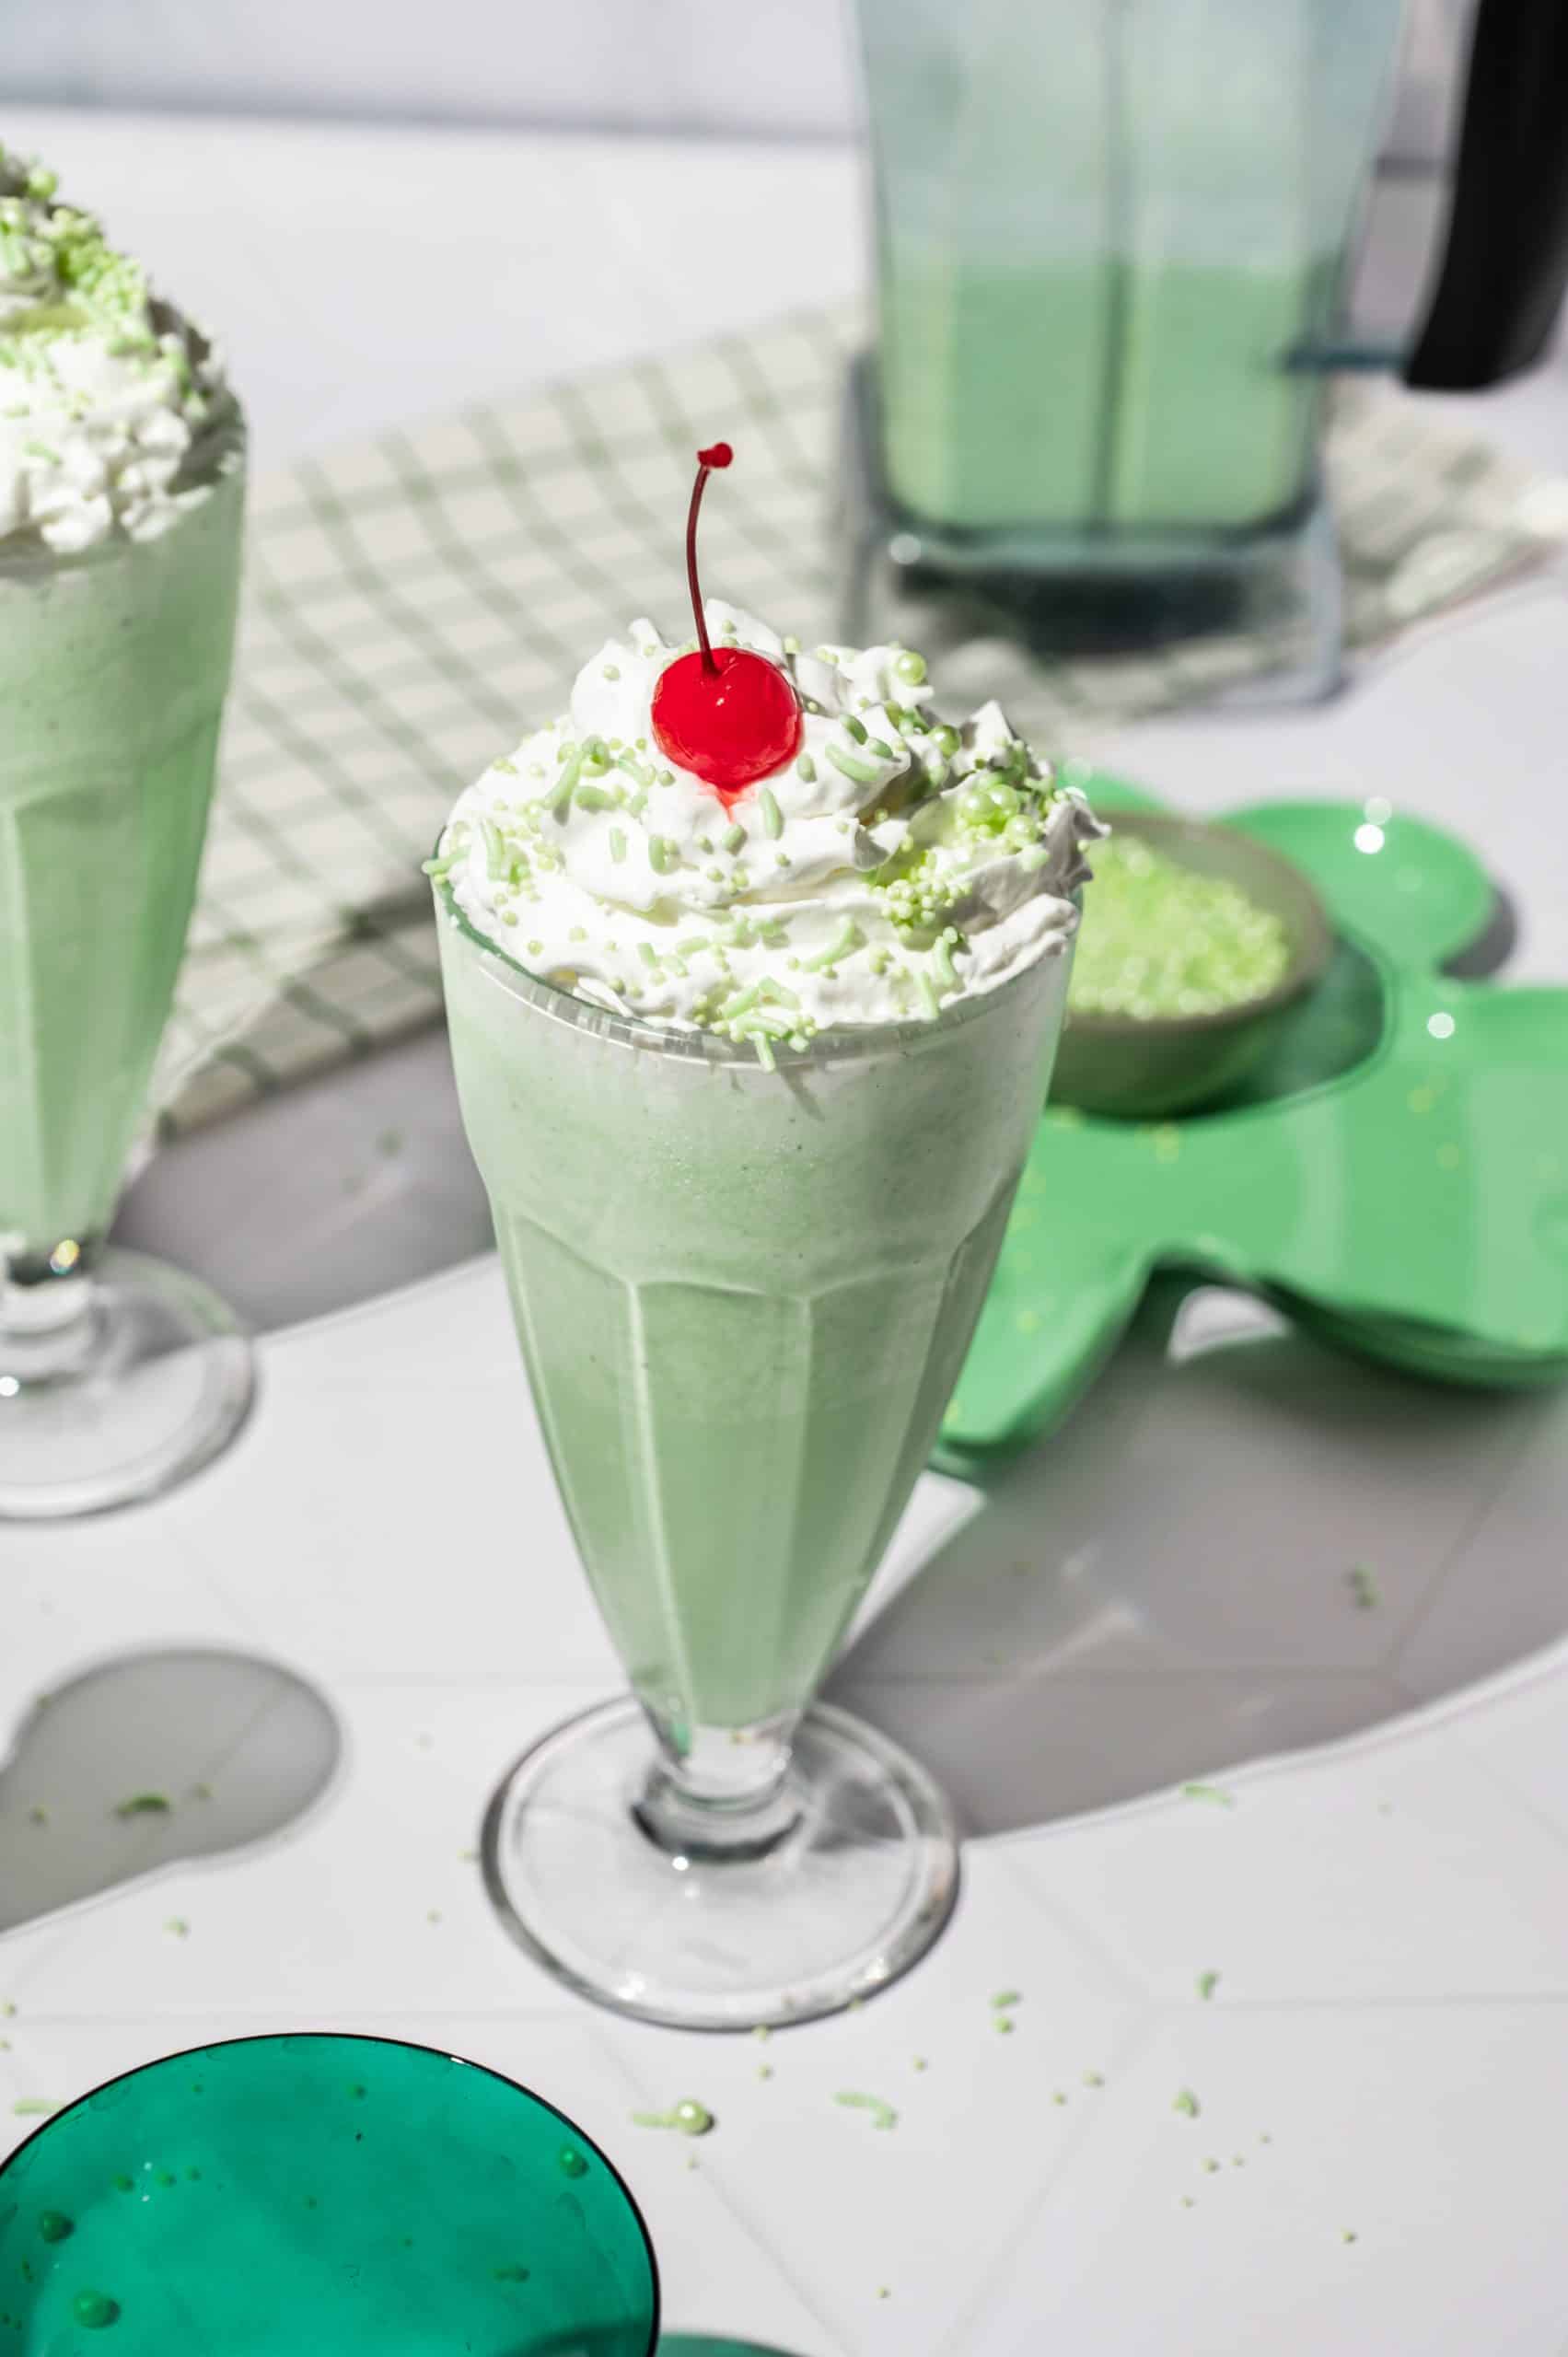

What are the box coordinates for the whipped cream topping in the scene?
[436,604,1102,1058]
[0,147,239,552]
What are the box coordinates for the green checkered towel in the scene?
[156,308,1568,1133]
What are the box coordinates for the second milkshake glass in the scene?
[437,886,1074,2026]
[0,459,250,1518]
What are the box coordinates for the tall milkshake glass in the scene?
[0,154,250,1516]
[437,892,1074,2027]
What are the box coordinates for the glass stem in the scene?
[634,1713,803,1864]
[1,1244,100,1387]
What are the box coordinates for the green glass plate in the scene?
[0,2033,658,2353]
[941,778,1568,1461]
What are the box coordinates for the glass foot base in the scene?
[0,1248,254,1521]
[482,1696,959,2030]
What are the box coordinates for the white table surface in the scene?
[4,106,1568,2354]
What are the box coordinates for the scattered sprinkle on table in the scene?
[11,2100,55,2118]
[1181,1782,1236,1808]
[112,1794,171,1819]
[1347,1564,1381,1609]
[632,2100,714,2138]
[164,1918,190,1939]
[834,2091,898,2131]
[1174,2089,1201,2119]
[1196,1970,1221,2001]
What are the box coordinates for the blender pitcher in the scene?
[845,0,1568,692]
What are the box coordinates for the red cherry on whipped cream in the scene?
[650,442,802,802]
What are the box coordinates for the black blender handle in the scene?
[1404,0,1568,389]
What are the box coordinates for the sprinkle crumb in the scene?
[164,1918,190,1939]
[1180,2196,1195,2209]
[1174,2090,1201,2119]
[757,2065,772,2081]
[1196,1970,1220,2002]
[1346,1565,1380,1610]
[1180,1782,1236,1808]
[112,1793,171,1819]
[1343,2230,1358,2245]
[912,2057,928,2073]
[1083,2072,1105,2088]
[834,2091,898,2131]
[877,2287,891,2302]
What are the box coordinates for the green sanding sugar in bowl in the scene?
[1070,833,1291,1019]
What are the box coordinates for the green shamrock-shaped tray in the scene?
[940,775,1568,1464]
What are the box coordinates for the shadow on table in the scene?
[0,1647,341,1931]
[830,1274,1562,1836]
[657,2340,807,2356]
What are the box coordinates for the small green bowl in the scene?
[1051,811,1333,1120]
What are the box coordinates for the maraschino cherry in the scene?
[650,442,802,802]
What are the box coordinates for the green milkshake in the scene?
[0,149,249,1520]
[434,505,1099,2025]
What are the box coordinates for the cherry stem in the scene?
[685,442,732,677]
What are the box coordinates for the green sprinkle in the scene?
[932,936,960,993]
[164,1917,190,1939]
[610,829,627,863]
[723,822,747,854]
[803,920,864,973]
[865,737,895,759]
[758,786,784,839]
[1196,1970,1220,2002]
[796,752,817,784]
[112,1793,170,1819]
[834,2091,898,2131]
[575,784,615,812]
[631,2099,714,2137]
[21,439,60,464]
[11,2101,54,2118]
[72,2291,119,2330]
[1342,2230,1358,2245]
[829,744,881,786]
[752,2025,772,2042]
[544,751,582,816]
[1173,2089,1201,2119]
[38,2212,73,2244]
[482,819,509,881]
[721,984,763,1020]
[1347,1564,1380,1610]
[493,2262,530,2283]
[991,1990,1022,2011]
[648,836,674,875]
[994,2016,1015,2036]
[1180,1782,1236,1808]
[601,663,620,680]
[894,649,927,685]
[917,971,941,1020]
[637,942,659,969]
[842,713,868,745]
[1083,2073,1105,2088]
